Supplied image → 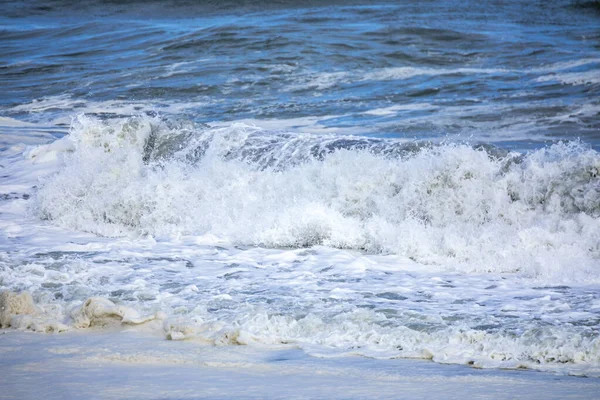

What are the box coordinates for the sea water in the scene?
[1,0,599,378]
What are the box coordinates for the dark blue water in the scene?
[1,0,599,150]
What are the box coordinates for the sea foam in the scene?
[32,115,600,282]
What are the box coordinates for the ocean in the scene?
[1,0,600,389]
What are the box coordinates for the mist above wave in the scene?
[32,115,600,280]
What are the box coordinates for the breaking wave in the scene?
[32,115,600,279]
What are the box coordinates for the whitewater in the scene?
[1,0,600,398]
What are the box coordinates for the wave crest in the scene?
[33,115,600,280]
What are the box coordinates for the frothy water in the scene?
[1,0,599,378]
[32,116,600,279]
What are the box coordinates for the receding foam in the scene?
[0,291,39,328]
[70,297,164,328]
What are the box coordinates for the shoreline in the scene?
[1,329,599,399]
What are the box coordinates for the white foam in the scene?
[31,116,600,282]
[532,58,600,73]
[9,95,207,125]
[211,115,365,135]
[536,70,600,86]
[362,66,506,82]
[285,59,600,96]
[287,71,350,91]
[70,297,164,328]
[362,103,436,116]
[0,291,39,328]
[286,66,505,92]
[0,291,68,333]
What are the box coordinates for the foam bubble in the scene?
[0,291,162,333]
[70,297,163,328]
[0,291,68,333]
[0,291,39,328]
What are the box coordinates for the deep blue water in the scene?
[1,0,599,149]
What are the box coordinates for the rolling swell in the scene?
[31,115,600,281]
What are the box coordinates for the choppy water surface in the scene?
[3,0,600,147]
[1,0,599,376]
